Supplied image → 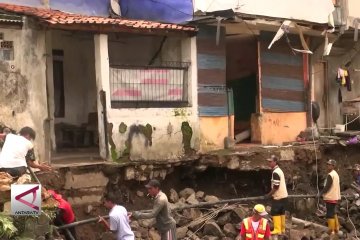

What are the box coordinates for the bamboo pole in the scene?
[56,194,318,230]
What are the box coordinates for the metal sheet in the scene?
[197,25,227,116]
[262,75,304,91]
[197,53,226,70]
[199,106,229,116]
[262,88,304,102]
[194,0,334,24]
[262,98,305,112]
[260,32,306,112]
[261,52,303,66]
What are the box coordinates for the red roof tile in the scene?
[0,3,197,34]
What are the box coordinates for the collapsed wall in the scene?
[37,144,360,239]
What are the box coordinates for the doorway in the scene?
[226,35,258,141]
[49,30,101,164]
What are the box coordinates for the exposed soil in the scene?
[41,144,360,239]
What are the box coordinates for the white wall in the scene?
[95,34,199,161]
[51,30,97,126]
[0,19,48,162]
[108,34,182,65]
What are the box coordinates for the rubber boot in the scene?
[334,215,340,233]
[281,215,286,234]
[271,216,282,235]
[327,218,336,235]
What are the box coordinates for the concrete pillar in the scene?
[181,37,200,150]
[45,31,56,157]
[181,37,198,111]
[94,34,110,159]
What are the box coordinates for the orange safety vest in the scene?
[243,217,268,240]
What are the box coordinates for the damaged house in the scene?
[0,0,355,165]
[191,0,338,149]
[0,3,199,165]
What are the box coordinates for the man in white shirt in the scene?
[0,127,51,177]
[99,192,134,240]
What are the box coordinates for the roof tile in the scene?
[0,3,196,34]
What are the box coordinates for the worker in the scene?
[319,159,341,235]
[265,155,288,236]
[0,127,11,148]
[0,127,51,178]
[240,204,271,240]
[98,192,134,240]
[131,179,176,240]
[42,187,77,240]
[353,164,360,186]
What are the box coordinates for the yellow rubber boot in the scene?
[281,215,286,234]
[271,216,282,235]
[327,218,336,235]
[334,215,340,233]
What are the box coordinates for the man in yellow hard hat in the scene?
[320,159,341,235]
[265,155,288,236]
[240,204,271,240]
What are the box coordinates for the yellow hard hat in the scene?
[254,204,268,216]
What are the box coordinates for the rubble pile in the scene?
[126,187,360,240]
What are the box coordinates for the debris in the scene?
[169,188,179,203]
[204,195,219,203]
[179,188,195,199]
[203,221,225,237]
[136,191,144,197]
[195,191,205,199]
[186,193,199,205]
[148,228,161,240]
[223,223,237,237]
[176,226,188,239]
[84,205,93,214]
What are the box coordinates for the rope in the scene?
[181,203,233,240]
[311,123,321,211]
[344,195,359,240]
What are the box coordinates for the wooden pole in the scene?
[56,194,318,230]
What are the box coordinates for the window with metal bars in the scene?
[109,61,190,108]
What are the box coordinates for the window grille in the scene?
[110,62,190,108]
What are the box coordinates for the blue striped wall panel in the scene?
[199,106,229,116]
[261,52,302,66]
[197,53,226,70]
[262,75,304,91]
[262,98,305,112]
[198,84,226,94]
[197,25,227,116]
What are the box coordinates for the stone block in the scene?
[64,171,109,189]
